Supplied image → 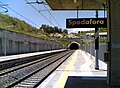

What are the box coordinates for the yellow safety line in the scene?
[55,50,78,88]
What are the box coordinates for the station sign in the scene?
[66,18,107,28]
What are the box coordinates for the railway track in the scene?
[0,50,75,88]
[0,50,65,71]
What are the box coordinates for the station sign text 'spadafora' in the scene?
[66,18,107,28]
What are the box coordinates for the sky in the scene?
[0,0,107,33]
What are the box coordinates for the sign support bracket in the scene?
[77,6,79,18]
[95,10,99,70]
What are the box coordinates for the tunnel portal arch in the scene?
[68,42,80,50]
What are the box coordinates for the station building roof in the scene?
[46,0,107,10]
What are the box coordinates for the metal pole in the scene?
[107,0,111,85]
[95,10,99,70]
[77,6,78,18]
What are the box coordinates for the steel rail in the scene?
[0,50,74,88]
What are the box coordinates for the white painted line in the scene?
[37,73,56,88]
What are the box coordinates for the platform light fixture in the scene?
[73,0,77,3]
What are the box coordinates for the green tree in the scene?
[63,29,68,34]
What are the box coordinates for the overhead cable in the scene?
[0,1,40,27]
[41,0,62,28]
[25,0,55,26]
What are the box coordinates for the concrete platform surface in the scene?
[0,49,66,62]
[38,50,109,88]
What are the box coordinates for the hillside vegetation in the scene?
[0,14,72,47]
[0,14,50,40]
[0,14,107,48]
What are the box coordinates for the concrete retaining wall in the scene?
[0,29,62,56]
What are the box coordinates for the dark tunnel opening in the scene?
[69,43,79,50]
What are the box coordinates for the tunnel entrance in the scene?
[68,42,80,50]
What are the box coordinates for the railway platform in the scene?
[38,50,108,88]
[0,49,66,62]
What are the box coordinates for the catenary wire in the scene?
[41,0,62,28]
[0,1,40,28]
[24,0,56,27]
